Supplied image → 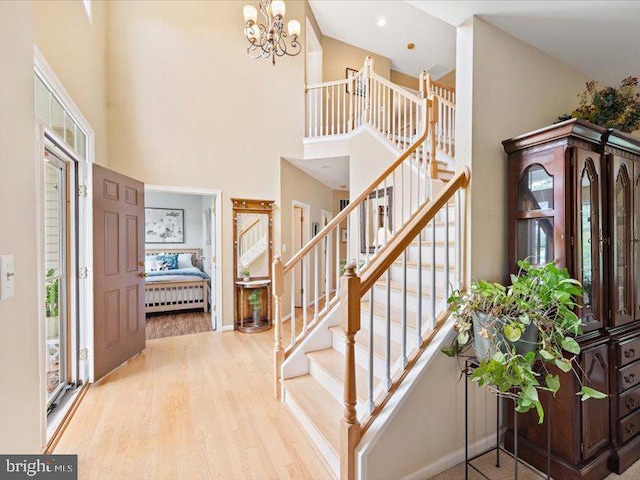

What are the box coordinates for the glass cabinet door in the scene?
[515,164,557,266]
[574,153,603,332]
[611,156,634,327]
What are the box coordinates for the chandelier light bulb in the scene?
[248,24,260,41]
[243,5,257,23]
[271,0,286,18]
[287,19,300,38]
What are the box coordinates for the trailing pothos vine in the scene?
[443,260,606,423]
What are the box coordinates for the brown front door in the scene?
[93,165,145,380]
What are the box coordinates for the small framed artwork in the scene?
[341,228,348,243]
[312,222,320,237]
[345,67,366,96]
[145,208,184,243]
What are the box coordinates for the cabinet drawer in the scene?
[619,386,640,418]
[619,409,640,444]
[618,336,640,367]
[619,362,640,393]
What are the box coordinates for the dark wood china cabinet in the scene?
[503,119,640,479]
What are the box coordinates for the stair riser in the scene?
[406,244,456,264]
[371,282,446,313]
[388,263,456,286]
[331,330,403,380]
[360,308,418,345]
[308,360,374,420]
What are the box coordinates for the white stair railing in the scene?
[239,218,266,268]
[305,57,455,164]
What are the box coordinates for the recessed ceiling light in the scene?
[376,18,386,27]
[407,42,415,50]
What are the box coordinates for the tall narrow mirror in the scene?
[232,198,274,333]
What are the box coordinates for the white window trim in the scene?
[34,46,96,449]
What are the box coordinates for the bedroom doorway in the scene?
[143,186,221,339]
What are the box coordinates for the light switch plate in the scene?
[0,255,15,301]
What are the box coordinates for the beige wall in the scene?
[107,1,308,328]
[33,0,109,166]
[436,69,456,88]
[390,70,419,92]
[322,36,391,82]
[460,17,590,283]
[0,2,41,453]
[280,159,336,316]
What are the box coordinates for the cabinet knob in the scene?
[627,423,637,435]
[626,398,637,410]
[624,373,636,384]
[625,348,636,359]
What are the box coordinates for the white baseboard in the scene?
[401,429,506,480]
[221,324,234,332]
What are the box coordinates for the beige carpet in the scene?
[430,449,640,479]
[145,310,213,340]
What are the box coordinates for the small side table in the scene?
[235,280,272,333]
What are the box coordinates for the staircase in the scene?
[238,217,267,269]
[272,58,469,479]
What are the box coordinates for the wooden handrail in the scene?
[432,95,455,109]
[239,218,260,236]
[283,107,429,275]
[360,166,470,294]
[369,71,424,104]
[306,78,351,90]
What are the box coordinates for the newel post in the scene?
[348,69,355,132]
[428,96,439,179]
[364,56,373,125]
[418,70,427,99]
[273,255,285,399]
[340,264,361,480]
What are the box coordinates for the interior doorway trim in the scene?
[145,185,223,331]
[292,200,311,308]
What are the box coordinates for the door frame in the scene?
[34,47,95,448]
[145,185,223,331]
[292,201,311,307]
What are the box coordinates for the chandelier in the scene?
[243,1,302,66]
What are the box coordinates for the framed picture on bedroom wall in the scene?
[145,208,184,243]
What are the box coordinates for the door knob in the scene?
[139,272,148,278]
[139,261,145,267]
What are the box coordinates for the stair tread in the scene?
[330,325,403,361]
[307,348,381,401]
[283,375,341,455]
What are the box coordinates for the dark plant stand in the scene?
[464,358,551,480]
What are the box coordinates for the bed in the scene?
[144,248,211,314]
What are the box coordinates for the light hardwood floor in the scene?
[145,311,213,340]
[54,323,333,480]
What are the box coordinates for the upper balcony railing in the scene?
[305,57,456,165]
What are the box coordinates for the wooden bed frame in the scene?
[144,248,210,314]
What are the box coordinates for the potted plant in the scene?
[443,260,606,423]
[45,269,59,339]
[241,268,251,282]
[558,76,640,133]
[248,289,262,325]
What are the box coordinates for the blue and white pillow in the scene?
[156,253,179,270]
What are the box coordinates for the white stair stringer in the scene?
[239,235,267,268]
